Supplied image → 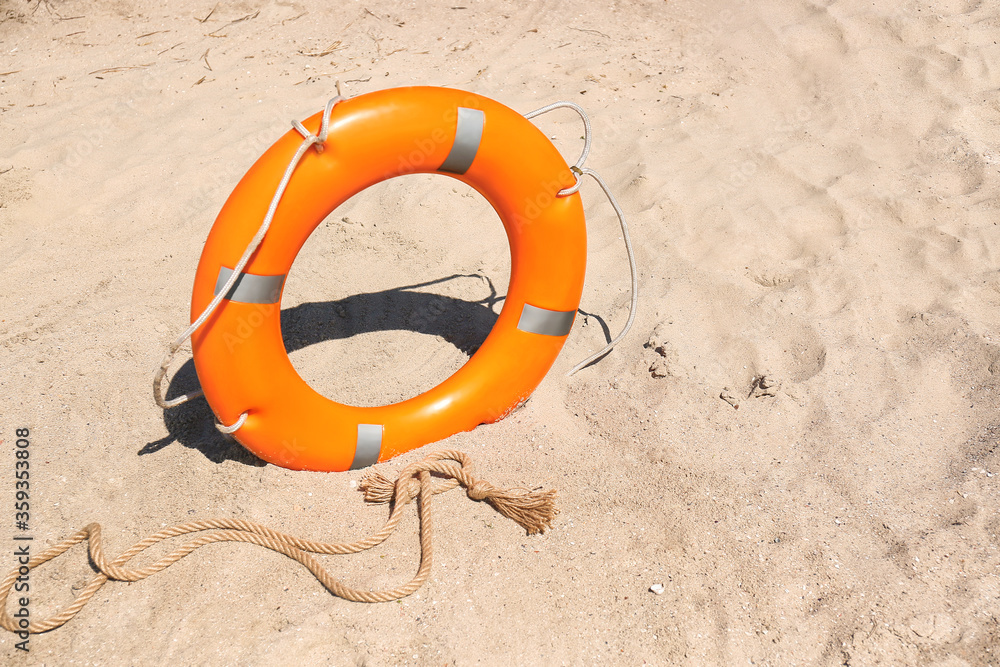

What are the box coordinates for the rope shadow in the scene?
[141,274,503,465]
[569,307,613,372]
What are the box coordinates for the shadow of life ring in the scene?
[190,86,586,472]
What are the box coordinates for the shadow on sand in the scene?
[141,273,609,466]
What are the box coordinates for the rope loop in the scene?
[523,101,592,197]
[565,167,639,375]
[215,412,248,434]
[523,100,638,374]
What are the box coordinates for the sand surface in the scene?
[2,0,1000,664]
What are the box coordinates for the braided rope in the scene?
[0,450,557,634]
[564,167,639,375]
[522,103,638,374]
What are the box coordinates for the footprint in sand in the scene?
[749,374,780,398]
[644,322,685,380]
[719,375,794,409]
[907,612,962,645]
[643,276,827,404]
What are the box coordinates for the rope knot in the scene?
[466,480,495,501]
[291,120,325,153]
[291,93,342,155]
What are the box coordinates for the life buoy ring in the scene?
[190,86,586,472]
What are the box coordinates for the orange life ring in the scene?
[190,86,586,472]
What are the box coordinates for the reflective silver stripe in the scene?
[438,107,485,175]
[214,267,285,304]
[517,303,576,336]
[351,424,383,470]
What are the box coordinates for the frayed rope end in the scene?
[358,469,396,504]
[357,453,559,535]
[482,487,559,535]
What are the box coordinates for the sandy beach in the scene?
[2,0,999,664]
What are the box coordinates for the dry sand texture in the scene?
[2,0,1000,664]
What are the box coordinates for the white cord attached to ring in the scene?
[523,101,638,375]
[153,84,348,434]
[216,412,248,434]
[524,101,592,196]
